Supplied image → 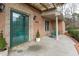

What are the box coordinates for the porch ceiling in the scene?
[26,3,64,13]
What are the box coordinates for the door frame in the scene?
[10,9,29,48]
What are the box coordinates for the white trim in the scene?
[5,5,10,48]
[29,15,33,41]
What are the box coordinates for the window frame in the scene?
[45,20,50,31]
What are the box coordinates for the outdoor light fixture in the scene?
[0,3,5,12]
[33,15,39,23]
[33,15,36,20]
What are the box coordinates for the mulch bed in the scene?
[71,37,79,54]
[75,43,79,54]
[64,33,79,54]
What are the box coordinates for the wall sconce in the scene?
[33,15,36,20]
[33,15,39,23]
[0,3,5,12]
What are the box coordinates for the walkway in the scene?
[9,35,78,56]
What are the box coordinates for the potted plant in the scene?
[0,31,8,56]
[36,30,40,42]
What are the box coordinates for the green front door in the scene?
[10,10,29,48]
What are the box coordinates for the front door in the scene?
[10,10,29,48]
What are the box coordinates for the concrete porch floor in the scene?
[9,35,78,56]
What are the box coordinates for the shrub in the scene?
[0,31,6,50]
[36,30,40,38]
[68,28,79,42]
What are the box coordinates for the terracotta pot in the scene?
[36,38,40,42]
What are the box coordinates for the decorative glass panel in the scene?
[10,10,29,47]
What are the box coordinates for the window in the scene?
[45,20,49,31]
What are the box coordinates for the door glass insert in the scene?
[10,11,29,47]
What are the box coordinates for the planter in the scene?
[36,38,40,42]
[0,48,8,56]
